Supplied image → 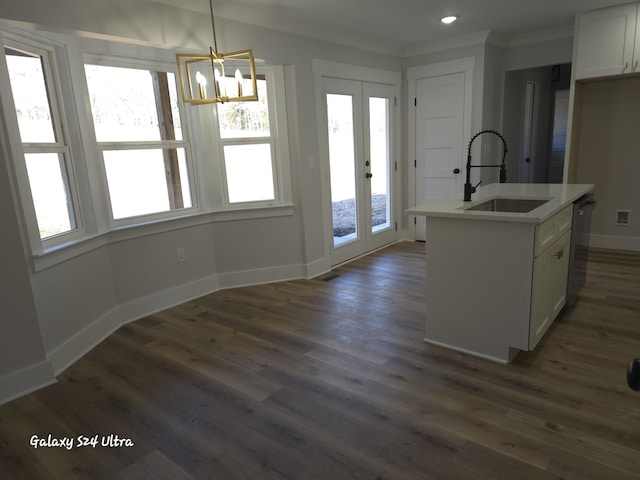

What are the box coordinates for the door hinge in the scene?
[414,97,417,106]
[394,97,397,107]
[414,217,417,225]
[395,222,398,231]
[394,161,398,171]
[414,159,417,168]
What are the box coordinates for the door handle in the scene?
[555,248,564,260]
[365,173,373,179]
[453,168,460,174]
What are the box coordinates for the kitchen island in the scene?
[407,183,594,363]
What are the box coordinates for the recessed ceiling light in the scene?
[441,16,458,25]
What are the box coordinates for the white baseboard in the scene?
[48,307,123,375]
[118,273,221,322]
[217,263,305,289]
[397,229,414,242]
[588,234,640,252]
[7,258,347,404]
[424,338,510,364]
[0,360,55,406]
[305,257,331,279]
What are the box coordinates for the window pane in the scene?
[217,79,269,138]
[369,97,391,233]
[223,144,275,203]
[85,65,182,142]
[166,73,183,141]
[327,93,357,245]
[103,149,192,219]
[5,47,56,143]
[24,153,76,238]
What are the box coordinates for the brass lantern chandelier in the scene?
[176,0,258,104]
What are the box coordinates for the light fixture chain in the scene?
[209,0,218,54]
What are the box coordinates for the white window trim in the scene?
[204,65,294,211]
[0,30,86,255]
[83,54,200,228]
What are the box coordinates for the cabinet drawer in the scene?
[534,205,573,256]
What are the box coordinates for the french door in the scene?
[322,77,396,266]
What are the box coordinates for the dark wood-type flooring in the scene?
[1,241,640,479]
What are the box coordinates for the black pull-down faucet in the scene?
[464,129,508,201]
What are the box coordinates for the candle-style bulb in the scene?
[235,69,243,97]
[196,71,207,99]
[214,68,223,97]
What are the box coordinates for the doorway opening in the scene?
[502,63,571,184]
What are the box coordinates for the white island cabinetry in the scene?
[407,183,593,363]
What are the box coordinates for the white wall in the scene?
[575,76,640,251]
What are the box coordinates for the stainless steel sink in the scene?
[465,197,549,213]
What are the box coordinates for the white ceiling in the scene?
[154,0,628,55]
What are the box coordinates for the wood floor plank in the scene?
[1,241,640,479]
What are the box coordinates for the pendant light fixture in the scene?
[176,0,258,104]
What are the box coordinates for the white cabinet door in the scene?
[529,231,571,350]
[548,231,571,321]
[575,4,639,80]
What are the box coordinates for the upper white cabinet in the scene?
[575,3,640,80]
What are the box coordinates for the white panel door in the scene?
[415,73,465,241]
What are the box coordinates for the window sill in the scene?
[31,203,295,272]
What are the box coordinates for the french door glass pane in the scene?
[369,97,391,233]
[24,153,76,238]
[5,48,56,143]
[103,148,191,219]
[327,94,357,246]
[222,143,275,203]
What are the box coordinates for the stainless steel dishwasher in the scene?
[566,193,596,308]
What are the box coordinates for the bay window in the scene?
[1,25,294,267]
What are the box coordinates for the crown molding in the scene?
[401,30,491,58]
[488,25,575,48]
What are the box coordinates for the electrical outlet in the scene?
[616,209,631,226]
[176,247,187,263]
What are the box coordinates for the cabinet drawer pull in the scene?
[635,60,639,71]
[555,248,564,260]
[624,61,630,71]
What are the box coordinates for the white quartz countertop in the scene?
[407,183,594,223]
